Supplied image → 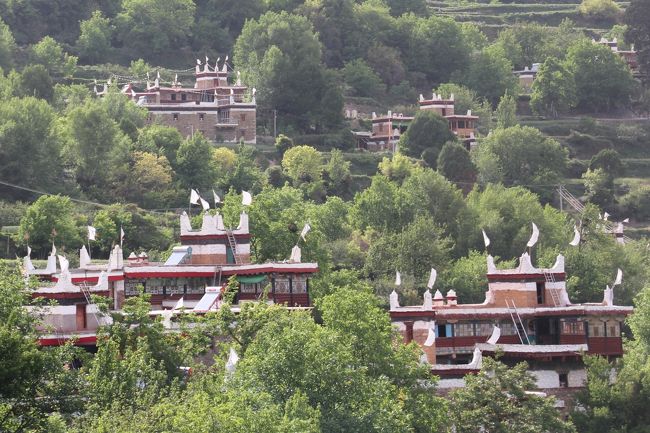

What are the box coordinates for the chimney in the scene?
[446,290,457,306]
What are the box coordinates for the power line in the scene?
[0,179,173,215]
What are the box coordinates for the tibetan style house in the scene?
[25,211,317,347]
[114,58,256,143]
[390,252,632,393]
[355,93,478,151]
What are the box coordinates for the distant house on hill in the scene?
[513,63,541,94]
[97,58,257,143]
[354,93,478,151]
[594,37,639,73]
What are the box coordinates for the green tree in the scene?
[116,0,196,58]
[92,203,173,255]
[300,0,360,67]
[398,110,456,163]
[365,215,453,281]
[579,0,621,20]
[77,11,112,64]
[396,14,470,84]
[135,124,183,167]
[19,64,54,101]
[342,58,385,97]
[52,83,93,113]
[0,97,65,201]
[467,184,569,260]
[625,0,650,76]
[0,18,16,70]
[620,186,650,220]
[64,100,132,200]
[458,44,518,105]
[30,36,77,76]
[401,167,476,256]
[0,262,84,433]
[495,90,517,129]
[449,358,575,433]
[234,11,342,132]
[274,133,294,155]
[125,152,176,209]
[437,141,477,186]
[282,145,323,185]
[441,250,493,303]
[386,0,428,16]
[323,149,352,197]
[175,134,217,190]
[530,57,578,117]
[16,195,81,255]
[473,125,568,200]
[350,175,403,233]
[245,186,328,265]
[378,152,416,184]
[589,148,623,177]
[565,39,635,111]
[583,167,616,208]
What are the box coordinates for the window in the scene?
[181,93,187,101]
[458,120,465,129]
[437,323,452,338]
[559,373,568,388]
[500,322,517,336]
[171,94,176,101]
[274,277,290,293]
[536,282,544,304]
[240,113,246,121]
[561,320,584,335]
[476,322,493,336]
[455,322,474,337]
[292,275,307,293]
[199,113,204,121]
[173,113,179,121]
[591,323,601,337]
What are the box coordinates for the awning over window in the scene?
[236,275,267,284]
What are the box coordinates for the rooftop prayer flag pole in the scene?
[242,190,252,206]
[200,197,210,211]
[569,225,580,246]
[87,225,96,260]
[87,226,96,241]
[614,268,623,286]
[482,229,490,249]
[300,223,311,241]
[527,223,539,248]
[427,268,437,289]
[190,189,200,205]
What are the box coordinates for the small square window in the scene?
[181,93,187,101]
[173,113,179,121]
[559,373,568,388]
[199,113,204,121]
[171,94,176,101]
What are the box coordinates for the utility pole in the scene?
[273,109,277,139]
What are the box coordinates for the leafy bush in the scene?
[620,186,650,220]
[578,0,621,20]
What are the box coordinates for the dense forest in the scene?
[2,0,650,431]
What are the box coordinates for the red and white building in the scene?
[104,58,256,143]
[354,93,478,151]
[390,252,632,393]
[25,211,317,347]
